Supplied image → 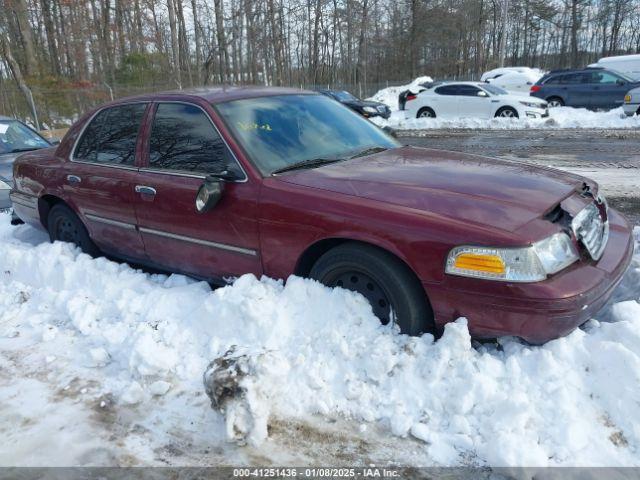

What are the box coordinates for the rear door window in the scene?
[560,73,586,84]
[434,85,459,96]
[74,103,147,165]
[147,102,243,177]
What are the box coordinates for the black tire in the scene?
[47,203,101,257]
[416,107,436,119]
[495,106,519,118]
[309,243,435,336]
[546,96,564,108]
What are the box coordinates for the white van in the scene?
[590,54,640,80]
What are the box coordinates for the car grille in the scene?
[571,199,609,261]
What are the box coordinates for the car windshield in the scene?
[482,84,508,95]
[333,91,358,101]
[215,94,399,175]
[0,120,50,154]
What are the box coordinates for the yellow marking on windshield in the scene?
[237,121,273,132]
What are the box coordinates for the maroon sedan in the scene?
[9,87,634,343]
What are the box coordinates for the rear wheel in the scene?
[47,204,100,257]
[546,97,564,108]
[417,107,436,119]
[495,106,519,118]
[309,243,435,336]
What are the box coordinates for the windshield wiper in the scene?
[9,147,40,153]
[347,146,389,159]
[271,157,343,175]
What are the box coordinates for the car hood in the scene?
[0,152,19,182]
[276,146,588,233]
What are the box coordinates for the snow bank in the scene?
[367,76,434,111]
[0,213,639,466]
[372,106,640,131]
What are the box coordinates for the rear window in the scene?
[74,103,147,165]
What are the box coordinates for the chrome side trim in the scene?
[69,160,139,172]
[9,191,38,208]
[85,213,137,230]
[138,167,207,179]
[139,227,257,256]
[11,199,37,210]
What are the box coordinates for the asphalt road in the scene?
[401,129,640,225]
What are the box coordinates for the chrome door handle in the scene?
[67,174,81,184]
[135,185,156,195]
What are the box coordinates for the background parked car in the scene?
[404,81,548,119]
[0,115,52,215]
[317,89,391,119]
[589,53,640,80]
[623,86,640,116]
[481,67,545,96]
[530,67,640,109]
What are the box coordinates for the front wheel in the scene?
[47,203,101,257]
[310,243,435,336]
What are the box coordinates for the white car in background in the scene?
[404,82,549,119]
[481,67,545,95]
[623,86,640,116]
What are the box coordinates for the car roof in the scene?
[103,85,317,106]
[431,81,487,88]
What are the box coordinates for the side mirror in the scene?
[195,175,226,213]
[477,91,489,97]
[616,79,626,86]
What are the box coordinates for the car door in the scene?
[589,71,629,109]
[431,85,460,118]
[455,85,493,118]
[65,102,148,259]
[134,101,262,282]
[559,73,591,107]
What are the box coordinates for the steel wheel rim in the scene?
[56,218,80,244]
[329,270,395,325]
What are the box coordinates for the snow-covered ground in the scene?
[1,212,639,467]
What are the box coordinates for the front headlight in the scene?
[363,106,377,114]
[520,100,542,108]
[445,232,579,282]
[0,179,10,190]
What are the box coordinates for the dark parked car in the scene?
[530,67,640,109]
[317,89,391,119]
[0,115,52,215]
[10,87,633,344]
